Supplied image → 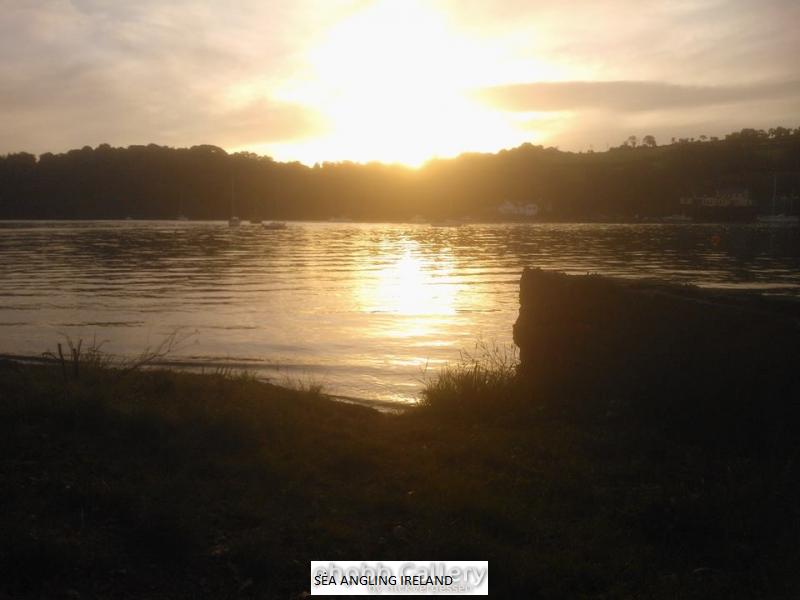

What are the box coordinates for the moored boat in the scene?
[263,221,288,230]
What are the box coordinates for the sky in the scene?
[1,0,798,166]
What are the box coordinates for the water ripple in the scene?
[1,220,799,402]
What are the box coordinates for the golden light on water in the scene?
[359,242,458,318]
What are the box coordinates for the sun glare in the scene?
[266,0,538,166]
[359,241,458,317]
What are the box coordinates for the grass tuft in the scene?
[419,341,521,417]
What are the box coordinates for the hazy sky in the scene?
[2,0,798,165]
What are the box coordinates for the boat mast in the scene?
[230,177,236,218]
[772,173,777,215]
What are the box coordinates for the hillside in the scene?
[1,127,799,221]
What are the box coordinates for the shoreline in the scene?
[0,352,405,413]
[2,269,800,597]
[3,217,800,225]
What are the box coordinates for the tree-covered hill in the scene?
[1,127,799,221]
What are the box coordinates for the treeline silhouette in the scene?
[1,127,799,221]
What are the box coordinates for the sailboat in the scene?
[262,193,287,229]
[228,178,240,227]
[176,190,189,221]
[263,220,288,230]
[758,174,799,224]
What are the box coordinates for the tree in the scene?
[1,127,799,221]
[769,126,791,138]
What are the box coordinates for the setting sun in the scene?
[4,1,795,164]
[264,0,545,165]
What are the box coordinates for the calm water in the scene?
[1,220,799,404]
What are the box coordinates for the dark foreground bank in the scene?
[2,270,800,598]
[1,361,798,599]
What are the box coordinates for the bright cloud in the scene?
[0,0,798,163]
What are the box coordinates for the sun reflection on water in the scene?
[359,242,459,319]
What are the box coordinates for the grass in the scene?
[419,341,521,417]
[1,344,799,598]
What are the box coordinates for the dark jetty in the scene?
[514,267,800,447]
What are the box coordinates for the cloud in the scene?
[443,0,800,84]
[475,80,800,113]
[1,0,799,159]
[0,0,328,154]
